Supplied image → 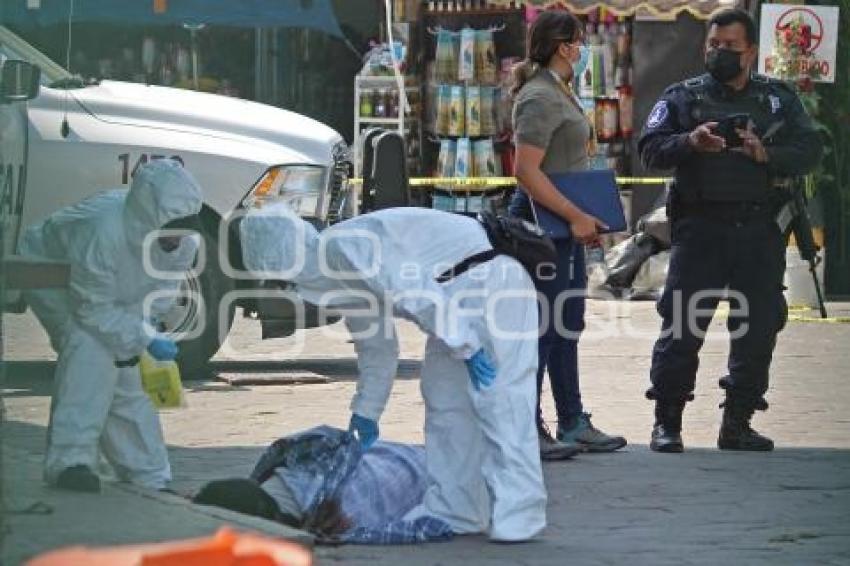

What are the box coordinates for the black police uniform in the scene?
[638,72,822,414]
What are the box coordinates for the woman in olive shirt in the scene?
[510,10,626,459]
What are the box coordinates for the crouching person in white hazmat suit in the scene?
[18,159,203,493]
[240,203,547,541]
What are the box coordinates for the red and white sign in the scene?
[759,4,839,83]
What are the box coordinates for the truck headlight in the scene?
[242,165,327,216]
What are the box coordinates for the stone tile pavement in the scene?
[2,302,850,564]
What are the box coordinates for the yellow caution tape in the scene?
[410,176,517,188]
[668,305,848,324]
[787,315,850,324]
[348,176,672,189]
[720,303,849,324]
[786,307,850,323]
[616,177,674,185]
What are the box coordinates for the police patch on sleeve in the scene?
[646,101,669,129]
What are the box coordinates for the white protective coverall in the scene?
[19,159,202,489]
[240,204,546,541]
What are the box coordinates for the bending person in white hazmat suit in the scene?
[240,203,546,541]
[19,159,203,493]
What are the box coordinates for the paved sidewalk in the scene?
[3,302,850,565]
[2,428,311,565]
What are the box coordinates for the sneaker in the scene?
[538,422,581,461]
[558,413,627,453]
[56,465,101,493]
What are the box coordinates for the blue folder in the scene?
[529,169,627,239]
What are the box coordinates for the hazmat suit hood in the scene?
[123,159,203,255]
[240,203,341,305]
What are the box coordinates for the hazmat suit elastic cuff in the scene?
[349,398,383,423]
[427,326,480,361]
[451,342,480,362]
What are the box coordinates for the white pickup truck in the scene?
[0,25,352,374]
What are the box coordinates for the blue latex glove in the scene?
[465,349,497,391]
[348,413,379,449]
[147,337,179,361]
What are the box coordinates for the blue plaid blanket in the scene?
[251,426,453,545]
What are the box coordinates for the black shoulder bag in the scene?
[436,211,557,283]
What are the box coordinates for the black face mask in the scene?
[706,48,744,83]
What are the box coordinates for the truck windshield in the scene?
[0,25,73,86]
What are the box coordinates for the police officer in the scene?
[638,9,822,453]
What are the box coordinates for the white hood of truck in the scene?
[69,80,342,165]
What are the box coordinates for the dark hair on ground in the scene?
[708,8,757,45]
[193,478,300,528]
[510,9,582,98]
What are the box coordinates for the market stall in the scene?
[359,0,746,222]
[348,0,753,300]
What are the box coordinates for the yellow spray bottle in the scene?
[139,352,185,409]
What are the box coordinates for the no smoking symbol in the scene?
[777,7,824,52]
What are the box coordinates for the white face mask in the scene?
[572,45,590,82]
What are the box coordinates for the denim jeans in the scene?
[534,239,587,427]
[508,189,586,428]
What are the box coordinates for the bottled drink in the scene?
[387,88,398,118]
[375,89,387,117]
[360,89,373,117]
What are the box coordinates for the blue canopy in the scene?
[1,0,343,37]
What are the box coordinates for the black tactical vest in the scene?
[675,74,783,204]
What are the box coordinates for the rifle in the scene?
[775,177,828,318]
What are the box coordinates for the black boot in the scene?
[717,401,774,451]
[56,465,101,493]
[650,400,685,453]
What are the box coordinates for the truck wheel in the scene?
[161,219,235,378]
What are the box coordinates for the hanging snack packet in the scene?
[455,137,472,179]
[436,138,457,191]
[480,86,496,135]
[466,86,482,137]
[436,30,456,82]
[475,29,498,84]
[459,27,476,81]
[436,84,452,135]
[448,85,465,137]
[473,138,497,178]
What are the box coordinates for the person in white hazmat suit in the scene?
[18,159,203,493]
[240,203,547,541]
